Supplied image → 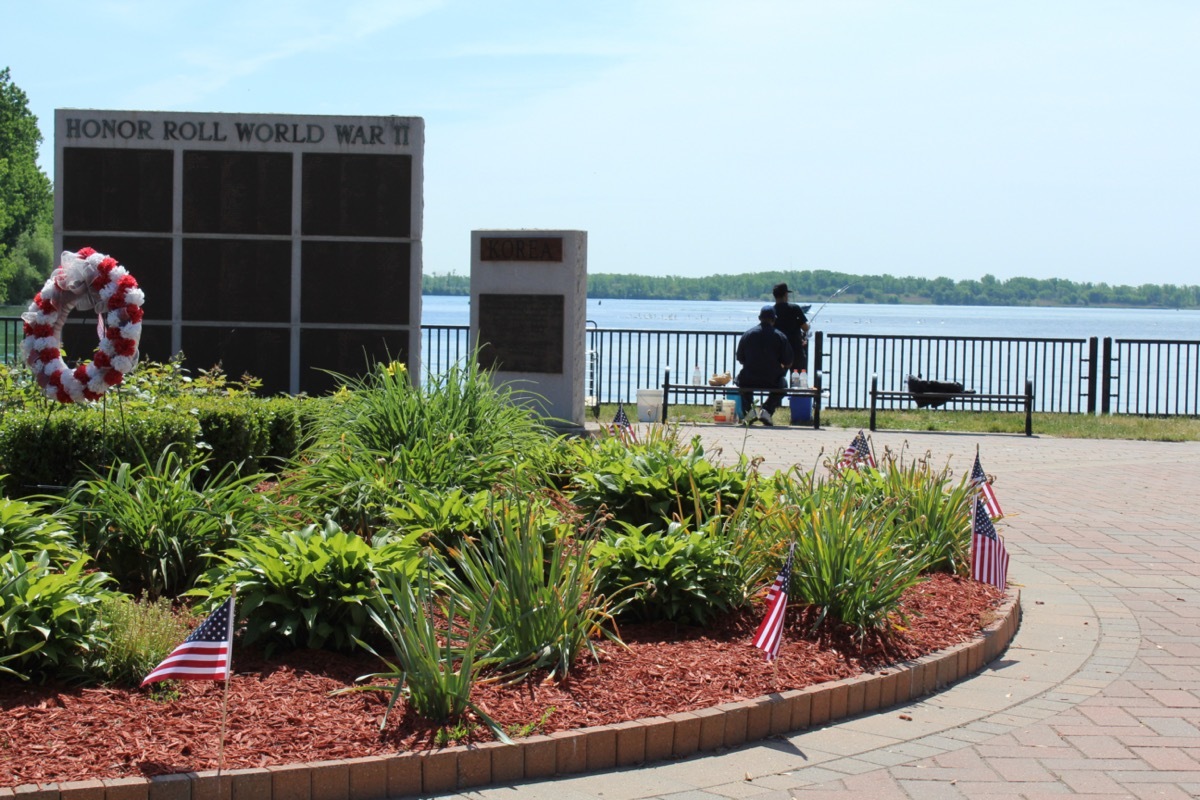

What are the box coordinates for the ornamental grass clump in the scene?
[62,446,278,599]
[868,448,974,575]
[772,479,930,637]
[438,494,622,682]
[288,358,557,537]
[86,594,193,688]
[355,566,512,742]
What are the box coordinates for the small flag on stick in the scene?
[142,597,235,686]
[752,542,795,661]
[611,403,637,443]
[839,429,876,469]
[970,450,1003,519]
[970,498,1009,590]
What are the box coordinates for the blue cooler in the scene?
[789,394,813,424]
[726,390,743,420]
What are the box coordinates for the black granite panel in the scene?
[60,236,172,323]
[181,326,291,395]
[62,148,173,232]
[299,328,410,395]
[301,154,411,237]
[300,242,411,325]
[183,151,292,234]
[59,321,172,369]
[182,239,291,322]
[477,293,564,374]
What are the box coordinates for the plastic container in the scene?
[789,393,813,424]
[636,389,662,423]
[726,390,743,421]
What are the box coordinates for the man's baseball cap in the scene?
[772,283,790,297]
[759,304,777,320]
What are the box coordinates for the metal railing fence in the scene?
[4,316,1198,417]
[1103,338,1200,416]
[819,333,1093,413]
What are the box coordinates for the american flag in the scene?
[839,430,876,468]
[971,498,1009,590]
[752,543,794,661]
[970,451,1003,519]
[142,597,234,686]
[611,403,637,443]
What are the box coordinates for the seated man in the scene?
[736,305,794,426]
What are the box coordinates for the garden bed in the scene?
[0,573,1001,788]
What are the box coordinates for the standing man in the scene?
[736,305,794,426]
[772,283,810,373]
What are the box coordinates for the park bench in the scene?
[660,370,823,428]
[868,375,1035,436]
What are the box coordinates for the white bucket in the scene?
[636,389,661,423]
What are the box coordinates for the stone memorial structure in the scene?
[54,109,424,394]
[470,230,587,427]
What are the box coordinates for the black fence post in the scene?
[1086,336,1098,415]
[813,330,824,402]
[1101,337,1113,415]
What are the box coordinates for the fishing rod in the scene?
[807,283,853,325]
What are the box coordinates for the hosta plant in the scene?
[591,519,748,625]
[0,550,115,682]
[194,517,424,654]
[0,495,82,568]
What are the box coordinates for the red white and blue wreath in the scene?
[20,247,145,403]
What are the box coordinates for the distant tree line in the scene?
[423,269,1200,309]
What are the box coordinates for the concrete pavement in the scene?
[437,423,1200,799]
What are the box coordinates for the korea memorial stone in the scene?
[470,230,588,427]
[477,293,565,374]
[55,110,424,394]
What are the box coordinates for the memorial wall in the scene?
[54,110,424,394]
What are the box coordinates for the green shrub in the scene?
[0,551,115,682]
[86,594,194,687]
[0,406,200,498]
[194,517,424,654]
[63,447,277,598]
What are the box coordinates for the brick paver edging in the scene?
[7,590,1019,800]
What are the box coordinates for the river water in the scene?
[422,296,1199,341]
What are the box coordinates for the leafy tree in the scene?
[0,67,53,304]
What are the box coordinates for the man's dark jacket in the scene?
[736,323,794,388]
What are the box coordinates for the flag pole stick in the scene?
[216,589,236,779]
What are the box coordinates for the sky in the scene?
[3,1,1198,287]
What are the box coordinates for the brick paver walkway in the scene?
[439,426,1200,799]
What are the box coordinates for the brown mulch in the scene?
[0,574,1003,788]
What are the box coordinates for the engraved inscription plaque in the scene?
[477,293,563,374]
[479,237,563,262]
